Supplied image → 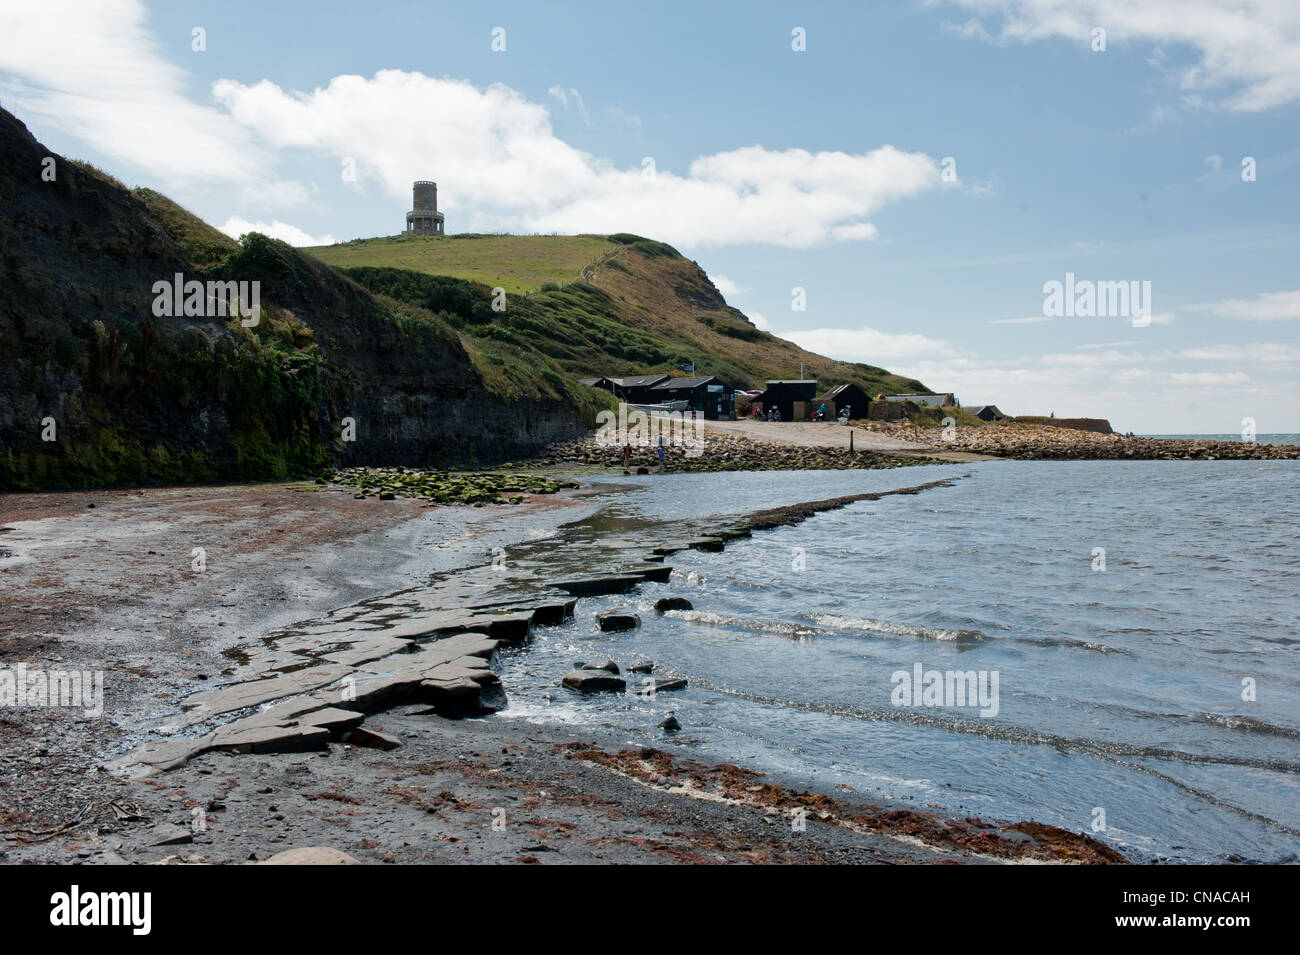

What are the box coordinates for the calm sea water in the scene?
[495,460,1299,863]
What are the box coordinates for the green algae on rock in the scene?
[325,466,578,504]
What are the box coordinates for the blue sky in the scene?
[2,0,1298,432]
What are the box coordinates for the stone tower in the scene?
[406,180,445,235]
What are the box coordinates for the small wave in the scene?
[672,609,822,639]
[1066,639,1128,654]
[812,613,987,644]
[1202,713,1300,739]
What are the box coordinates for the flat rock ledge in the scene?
[134,633,501,772]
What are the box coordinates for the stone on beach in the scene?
[256,847,360,865]
[649,678,687,692]
[562,669,627,693]
[343,726,403,750]
[597,610,641,632]
[654,597,693,613]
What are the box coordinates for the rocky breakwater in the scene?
[525,432,940,472]
[866,422,1300,461]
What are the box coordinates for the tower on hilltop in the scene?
[406,181,445,235]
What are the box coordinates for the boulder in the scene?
[582,660,620,674]
[654,597,693,613]
[562,669,626,693]
[597,610,641,632]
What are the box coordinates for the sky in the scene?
[1,0,1297,433]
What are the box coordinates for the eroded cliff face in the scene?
[0,107,584,490]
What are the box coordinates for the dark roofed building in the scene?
[758,380,818,421]
[964,404,1008,422]
[648,376,733,419]
[609,374,671,403]
[817,383,870,419]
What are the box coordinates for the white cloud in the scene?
[942,0,1300,111]
[0,4,942,248]
[747,311,773,331]
[785,325,957,362]
[209,72,940,248]
[0,0,276,190]
[219,216,336,247]
[1205,288,1300,320]
[1174,343,1300,362]
[710,274,744,298]
[1167,371,1251,385]
[548,85,590,126]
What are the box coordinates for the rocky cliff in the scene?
[0,106,590,490]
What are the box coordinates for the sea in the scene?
[493,459,1300,864]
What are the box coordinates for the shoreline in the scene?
[515,419,1299,475]
[2,470,1128,865]
[856,420,1300,461]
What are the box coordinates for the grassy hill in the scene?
[307,233,616,295]
[305,233,930,397]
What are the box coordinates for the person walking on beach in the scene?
[622,441,632,468]
[656,434,667,473]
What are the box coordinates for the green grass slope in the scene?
[307,232,930,397]
[306,233,617,295]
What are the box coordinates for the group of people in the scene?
[754,403,851,423]
[812,403,850,421]
[621,437,669,473]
